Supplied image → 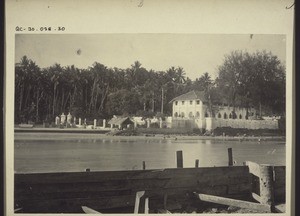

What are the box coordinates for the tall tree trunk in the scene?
[161,88,164,114]
[19,84,24,112]
[48,97,51,119]
[69,87,76,112]
[35,89,39,122]
[93,86,99,113]
[85,87,88,111]
[98,85,109,113]
[232,90,236,114]
[89,80,97,113]
[63,93,71,112]
[61,89,65,112]
[259,101,262,118]
[24,85,32,109]
[152,92,155,112]
[53,84,57,116]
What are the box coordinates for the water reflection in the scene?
[14,136,285,173]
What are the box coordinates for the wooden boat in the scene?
[14,162,285,213]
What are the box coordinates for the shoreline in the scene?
[14,128,285,141]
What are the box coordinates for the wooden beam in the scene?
[195,193,271,213]
[134,191,145,214]
[251,192,262,203]
[14,208,22,212]
[274,204,285,213]
[81,206,101,214]
[244,161,261,177]
[259,165,275,205]
[144,197,149,214]
[245,161,275,207]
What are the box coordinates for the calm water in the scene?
[14,133,285,173]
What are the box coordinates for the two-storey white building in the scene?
[169,90,278,131]
[170,90,208,119]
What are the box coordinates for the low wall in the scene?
[171,118,195,129]
[206,118,278,131]
[137,127,192,134]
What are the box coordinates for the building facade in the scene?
[170,91,278,131]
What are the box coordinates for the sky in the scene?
[15,34,286,80]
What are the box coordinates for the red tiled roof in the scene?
[169,90,208,103]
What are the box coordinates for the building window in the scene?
[229,113,232,119]
[232,112,237,119]
[218,113,221,118]
[182,101,185,105]
[195,112,200,118]
[196,100,200,105]
[174,112,178,117]
[239,114,242,119]
[190,100,193,105]
[205,112,209,117]
[181,112,185,117]
[175,101,178,105]
[224,113,227,119]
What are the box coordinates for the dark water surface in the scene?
[14,133,285,173]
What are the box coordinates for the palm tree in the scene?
[175,67,186,84]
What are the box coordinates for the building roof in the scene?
[108,116,133,125]
[169,90,208,103]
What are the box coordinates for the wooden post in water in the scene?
[176,150,183,168]
[228,148,233,166]
[142,161,146,170]
[195,159,199,168]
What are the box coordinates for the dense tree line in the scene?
[14,50,285,124]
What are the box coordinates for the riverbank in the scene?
[14,130,285,142]
[15,127,111,133]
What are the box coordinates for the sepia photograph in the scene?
[4,0,294,215]
[13,33,286,213]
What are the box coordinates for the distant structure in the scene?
[170,90,278,131]
[108,116,134,130]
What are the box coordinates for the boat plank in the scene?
[15,166,250,184]
[196,193,271,213]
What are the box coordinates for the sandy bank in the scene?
[14,130,285,142]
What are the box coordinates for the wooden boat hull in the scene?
[14,165,285,213]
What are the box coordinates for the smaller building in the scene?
[108,116,134,130]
